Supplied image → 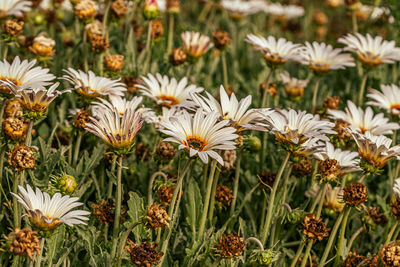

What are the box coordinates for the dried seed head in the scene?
[2,20,24,37]
[365,206,388,226]
[8,144,35,172]
[89,34,109,53]
[157,185,175,205]
[378,242,400,266]
[73,109,91,130]
[92,199,126,224]
[323,96,340,110]
[4,99,23,118]
[74,0,97,20]
[215,185,233,206]
[29,36,56,57]
[111,0,128,19]
[5,228,40,259]
[215,233,245,259]
[391,197,400,219]
[212,30,231,50]
[343,183,368,207]
[334,119,351,141]
[167,0,180,14]
[136,142,152,162]
[302,213,330,241]
[151,20,164,40]
[260,82,278,97]
[146,203,170,230]
[222,150,236,171]
[3,117,28,141]
[343,251,366,267]
[318,158,341,181]
[169,47,187,66]
[293,157,314,176]
[104,54,124,72]
[258,172,276,192]
[125,240,163,267]
[156,141,176,159]
[122,76,141,93]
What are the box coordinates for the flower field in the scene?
[1,0,400,266]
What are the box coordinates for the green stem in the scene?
[3,45,8,60]
[13,173,19,227]
[351,11,358,33]
[73,132,82,166]
[35,238,45,267]
[385,220,399,245]
[167,15,174,55]
[316,183,328,219]
[107,155,117,199]
[358,71,368,106]
[83,32,88,72]
[347,227,364,251]
[111,157,123,260]
[167,160,192,218]
[261,152,291,245]
[147,171,167,205]
[221,51,228,88]
[261,68,274,108]
[185,64,192,78]
[311,76,321,113]
[290,241,306,267]
[334,207,351,266]
[300,240,313,267]
[208,168,220,222]
[318,211,345,266]
[116,221,142,267]
[25,120,34,146]
[229,151,241,216]
[0,144,6,212]
[143,20,153,74]
[198,160,217,240]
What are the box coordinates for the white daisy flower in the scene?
[191,85,268,132]
[137,73,203,108]
[181,31,214,59]
[85,105,143,151]
[159,109,238,165]
[62,68,126,98]
[349,129,400,170]
[279,71,309,99]
[221,0,266,19]
[257,109,336,150]
[338,33,400,67]
[2,82,70,114]
[92,95,144,116]
[0,56,55,95]
[245,34,302,65]
[394,178,400,197]
[328,100,400,136]
[264,3,304,19]
[314,141,361,180]
[156,0,166,12]
[12,184,90,230]
[367,84,400,116]
[299,42,355,74]
[0,0,31,18]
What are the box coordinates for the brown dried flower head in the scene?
[313,10,328,25]
[391,197,400,219]
[215,233,245,259]
[167,0,180,13]
[136,142,152,161]
[89,34,109,53]
[212,30,231,50]
[2,20,24,37]
[8,144,35,172]
[122,76,141,93]
[169,47,187,66]
[146,203,170,230]
[365,206,388,226]
[125,240,164,267]
[4,228,40,259]
[323,96,340,110]
[334,119,351,141]
[151,20,164,40]
[74,0,98,20]
[91,199,126,224]
[260,82,278,97]
[4,99,23,118]
[343,183,368,207]
[318,158,341,180]
[293,157,314,176]
[156,141,176,159]
[3,117,28,141]
[111,0,128,19]
[157,185,175,205]
[29,36,55,57]
[258,172,276,192]
[222,150,236,171]
[343,251,366,267]
[302,213,330,241]
[73,109,91,130]
[378,242,400,267]
[215,185,234,206]
[104,54,124,72]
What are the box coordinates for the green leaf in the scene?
[185,179,203,237]
[125,191,146,242]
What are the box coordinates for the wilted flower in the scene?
[8,144,35,172]
[146,203,170,230]
[137,73,203,108]
[29,35,56,57]
[279,71,308,100]
[293,157,313,176]
[181,31,213,60]
[3,116,28,141]
[212,30,231,50]
[2,19,24,38]
[323,96,340,110]
[169,47,187,66]
[338,33,400,68]
[328,100,400,136]
[215,184,234,206]
[73,109,91,130]
[92,199,123,224]
[104,54,124,72]
[215,233,245,258]
[343,183,368,207]
[12,185,90,231]
[378,242,400,266]
[302,213,330,241]
[343,251,366,267]
[74,0,97,20]
[110,0,127,19]
[157,185,175,205]
[156,141,176,159]
[3,228,40,259]
[125,240,163,266]
[151,19,164,40]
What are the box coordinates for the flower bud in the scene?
[143,0,159,20]
[50,173,78,195]
[243,135,261,152]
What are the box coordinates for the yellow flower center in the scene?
[309,63,331,74]
[263,53,287,65]
[357,52,382,67]
[0,77,21,94]
[158,95,179,107]
[184,136,207,151]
